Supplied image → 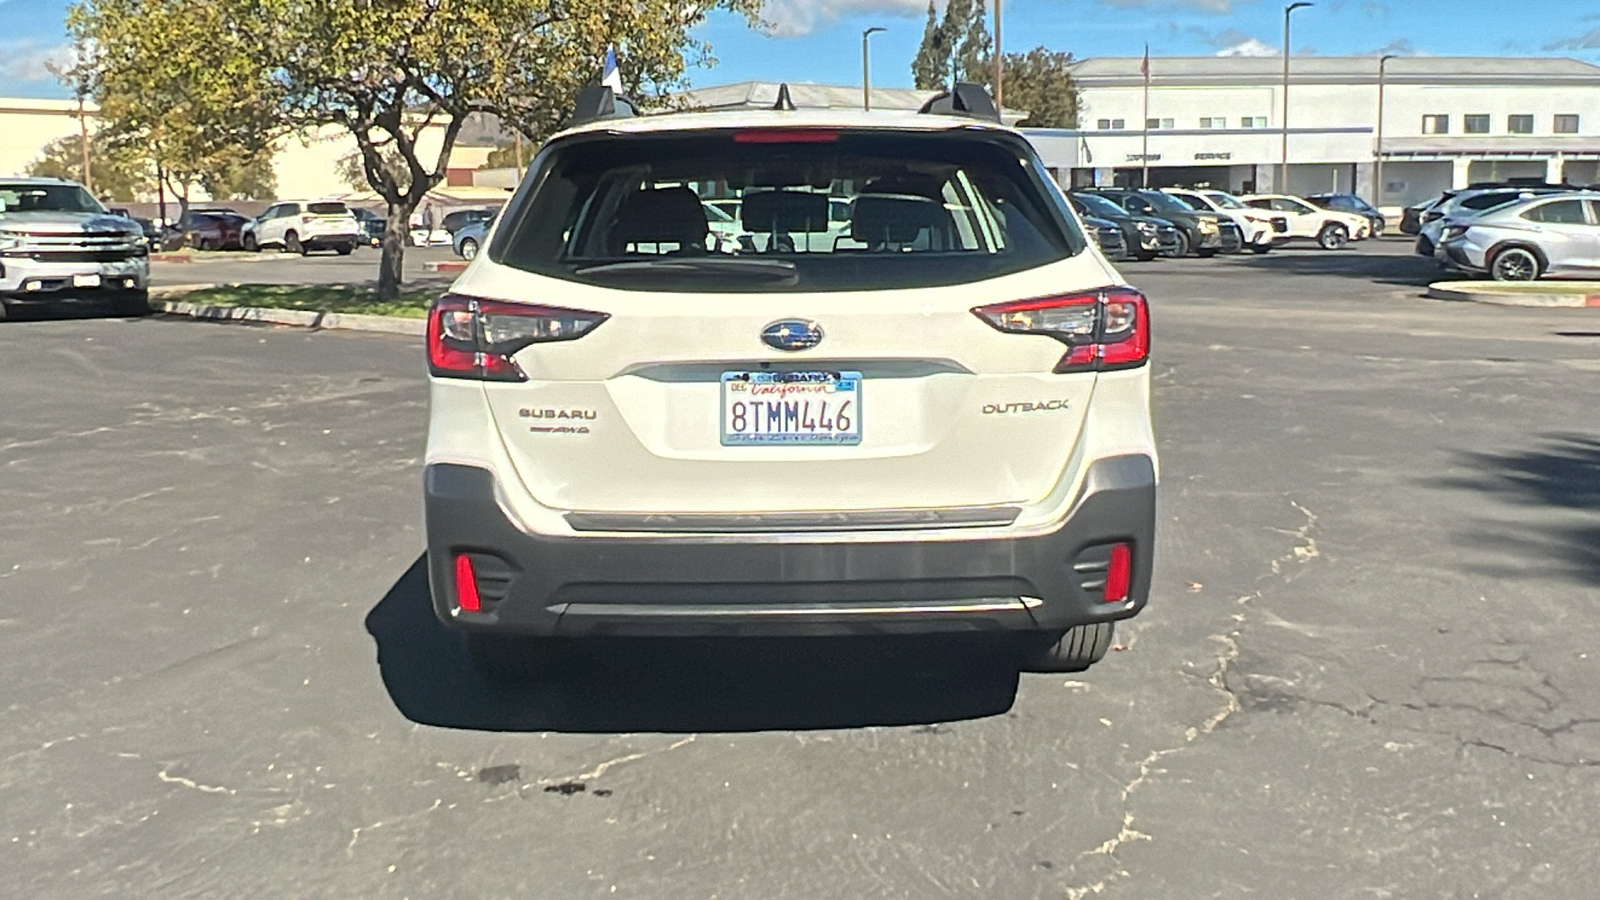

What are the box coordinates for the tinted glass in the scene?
[1072,193,1127,219]
[0,183,105,214]
[1136,192,1196,216]
[1524,200,1587,225]
[308,202,348,215]
[494,129,1084,293]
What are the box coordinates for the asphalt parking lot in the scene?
[3,239,1599,898]
[148,245,463,291]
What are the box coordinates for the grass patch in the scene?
[173,284,438,318]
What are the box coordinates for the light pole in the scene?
[1280,2,1312,193]
[1374,53,1396,210]
[862,27,886,111]
[993,0,1004,109]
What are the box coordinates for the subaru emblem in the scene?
[761,319,823,352]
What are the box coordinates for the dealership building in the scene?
[1024,56,1600,209]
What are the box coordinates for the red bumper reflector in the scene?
[1104,543,1132,603]
[455,553,482,613]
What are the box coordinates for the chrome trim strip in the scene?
[565,505,1024,533]
[554,597,1040,618]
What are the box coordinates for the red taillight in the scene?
[733,129,841,144]
[971,288,1150,372]
[455,553,481,613]
[1104,543,1132,603]
[426,293,609,382]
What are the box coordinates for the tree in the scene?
[200,150,278,201]
[26,132,153,202]
[336,147,412,195]
[67,0,287,224]
[911,1,947,90]
[484,142,535,171]
[957,0,992,84]
[982,48,1080,128]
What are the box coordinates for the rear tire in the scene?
[1317,223,1349,250]
[1164,231,1189,258]
[1490,246,1541,282]
[1196,247,1218,258]
[285,231,304,255]
[336,243,354,256]
[465,634,571,684]
[1019,622,1116,673]
[242,233,259,252]
[1251,242,1272,255]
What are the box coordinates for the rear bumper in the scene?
[425,455,1157,638]
[302,232,359,249]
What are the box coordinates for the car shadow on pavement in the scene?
[1233,243,1443,288]
[1428,433,1600,586]
[365,556,1022,733]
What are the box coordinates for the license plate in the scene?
[73,274,102,288]
[721,371,861,446]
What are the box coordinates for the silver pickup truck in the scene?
[0,177,150,319]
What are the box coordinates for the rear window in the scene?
[491,128,1084,292]
[308,202,349,215]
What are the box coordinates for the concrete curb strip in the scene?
[154,299,425,336]
[423,260,469,273]
[1427,281,1600,308]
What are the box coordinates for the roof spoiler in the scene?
[918,82,1001,123]
[568,83,638,128]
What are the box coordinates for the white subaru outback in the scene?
[423,85,1158,680]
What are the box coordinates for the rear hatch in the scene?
[433,125,1147,518]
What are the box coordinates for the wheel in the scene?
[1134,250,1157,262]
[197,237,215,252]
[1196,248,1218,258]
[242,233,258,252]
[460,237,479,260]
[1490,246,1541,282]
[1019,622,1116,673]
[1251,242,1273,255]
[336,243,354,256]
[285,231,304,255]
[1164,231,1189,258]
[1317,223,1349,250]
[112,291,150,318]
[464,633,571,684]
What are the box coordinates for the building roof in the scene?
[1069,56,1600,86]
[672,81,1029,125]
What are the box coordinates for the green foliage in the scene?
[911,0,994,89]
[957,0,992,84]
[484,142,535,171]
[25,132,154,202]
[336,147,412,195]
[200,150,278,201]
[982,47,1081,128]
[911,1,946,91]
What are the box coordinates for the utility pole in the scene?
[1375,54,1396,211]
[862,27,886,111]
[993,0,1003,109]
[77,92,92,194]
[1280,2,1313,193]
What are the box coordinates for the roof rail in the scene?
[569,84,638,128]
[917,82,1001,123]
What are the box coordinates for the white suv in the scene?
[241,200,360,255]
[423,85,1158,680]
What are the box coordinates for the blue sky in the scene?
[4,0,1600,99]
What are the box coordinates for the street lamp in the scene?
[1280,2,1312,193]
[993,0,1004,109]
[1374,53,1397,212]
[862,27,886,111]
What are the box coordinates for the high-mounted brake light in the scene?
[971,288,1150,372]
[427,293,609,382]
[733,129,841,144]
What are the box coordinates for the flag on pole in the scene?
[1140,44,1149,80]
[601,47,623,93]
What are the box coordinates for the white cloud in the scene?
[1215,37,1278,57]
[1103,0,1251,12]
[761,0,933,38]
[0,40,76,83]
[1544,27,1600,51]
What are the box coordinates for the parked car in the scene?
[1239,194,1369,249]
[351,207,385,247]
[1066,191,1180,261]
[181,212,248,251]
[1413,187,1566,257]
[1436,192,1600,281]
[425,85,1156,681]
[1081,213,1129,260]
[242,200,361,255]
[0,177,150,319]
[1401,195,1448,235]
[1306,193,1386,236]
[1164,188,1282,254]
[1083,187,1228,257]
[452,218,491,259]
[440,207,496,236]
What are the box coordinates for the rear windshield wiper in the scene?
[573,257,799,284]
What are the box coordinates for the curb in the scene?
[1428,281,1600,308]
[153,296,424,336]
[423,260,469,273]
